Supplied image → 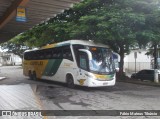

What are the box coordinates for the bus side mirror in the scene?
[78,49,92,60]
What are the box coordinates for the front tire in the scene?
[66,75,75,88]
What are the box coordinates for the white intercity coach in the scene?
[23,40,116,88]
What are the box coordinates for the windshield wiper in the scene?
[98,61,110,74]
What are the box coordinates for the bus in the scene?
[23,40,116,87]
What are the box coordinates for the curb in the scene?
[117,79,160,87]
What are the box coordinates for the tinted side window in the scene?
[44,49,52,59]
[62,46,73,61]
[24,47,64,60]
[32,51,37,60]
[139,70,145,74]
[73,45,85,64]
[52,47,62,59]
[147,70,154,74]
[24,51,36,60]
[24,52,29,60]
[39,50,45,59]
[79,52,88,70]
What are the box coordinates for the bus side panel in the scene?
[41,59,63,80]
[42,59,63,76]
[58,62,90,86]
[41,59,78,83]
[57,59,78,83]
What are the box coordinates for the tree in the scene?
[69,0,160,76]
[70,0,146,76]
[2,0,160,76]
[1,34,31,58]
[134,0,160,68]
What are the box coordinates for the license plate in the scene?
[103,82,108,85]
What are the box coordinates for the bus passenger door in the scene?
[77,51,89,86]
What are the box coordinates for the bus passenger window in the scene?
[24,52,29,60]
[52,53,57,58]
[62,46,73,61]
[53,48,62,59]
[45,50,52,59]
[39,51,45,59]
[33,52,38,60]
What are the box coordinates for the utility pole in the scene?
[134,52,137,73]
[154,44,158,69]
[154,43,159,83]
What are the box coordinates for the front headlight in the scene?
[85,73,96,79]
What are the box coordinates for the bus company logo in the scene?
[2,111,12,116]
[78,79,86,85]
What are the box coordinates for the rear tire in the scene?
[28,71,33,80]
[32,71,37,80]
[66,75,75,88]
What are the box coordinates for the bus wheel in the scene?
[29,71,33,80]
[66,75,75,88]
[32,71,37,80]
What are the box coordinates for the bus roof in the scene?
[24,40,110,53]
[41,40,110,49]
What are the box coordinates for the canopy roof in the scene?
[0,0,81,43]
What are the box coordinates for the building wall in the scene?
[0,52,22,66]
[124,49,151,72]
[0,57,2,66]
[12,54,22,65]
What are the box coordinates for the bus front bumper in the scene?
[87,78,116,87]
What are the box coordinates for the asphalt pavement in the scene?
[0,66,160,87]
[0,66,160,119]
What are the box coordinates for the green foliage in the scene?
[1,0,160,75]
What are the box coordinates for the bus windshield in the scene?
[89,47,115,74]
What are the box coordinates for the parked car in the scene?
[131,69,160,81]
